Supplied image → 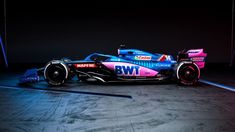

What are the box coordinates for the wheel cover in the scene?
[179,66,196,81]
[178,64,199,84]
[45,63,67,85]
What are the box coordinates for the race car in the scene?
[20,45,207,86]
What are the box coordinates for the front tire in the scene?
[176,61,200,85]
[44,60,69,86]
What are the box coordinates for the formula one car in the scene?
[20,45,207,86]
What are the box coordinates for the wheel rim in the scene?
[179,65,198,83]
[46,64,67,85]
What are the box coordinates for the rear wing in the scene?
[187,49,207,68]
[177,49,207,69]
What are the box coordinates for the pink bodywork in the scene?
[102,62,158,77]
[187,49,207,68]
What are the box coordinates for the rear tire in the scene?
[44,60,69,86]
[176,61,200,85]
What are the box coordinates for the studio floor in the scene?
[0,72,235,132]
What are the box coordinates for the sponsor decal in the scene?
[187,49,201,53]
[158,55,171,61]
[191,57,204,62]
[74,63,96,68]
[155,63,172,67]
[134,55,152,60]
[115,65,140,75]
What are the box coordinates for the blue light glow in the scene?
[0,35,8,67]
[199,79,235,92]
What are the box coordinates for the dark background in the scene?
[1,0,233,63]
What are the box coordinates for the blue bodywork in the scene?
[84,49,177,71]
[19,68,40,83]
